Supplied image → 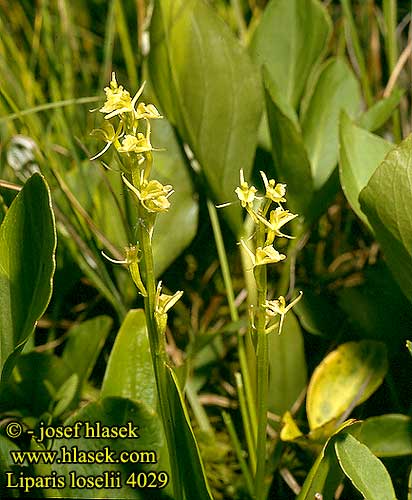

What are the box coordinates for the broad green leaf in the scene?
[360,134,412,300]
[297,420,355,500]
[62,316,112,391]
[407,340,412,356]
[101,310,156,410]
[165,365,213,500]
[356,414,412,457]
[45,398,164,499]
[264,69,313,217]
[268,312,307,415]
[306,340,388,430]
[297,440,341,500]
[0,173,56,382]
[250,0,331,108]
[360,89,404,132]
[301,58,361,190]
[339,112,393,227]
[335,433,397,500]
[149,0,262,233]
[0,352,73,416]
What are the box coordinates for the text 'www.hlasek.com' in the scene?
[4,420,169,494]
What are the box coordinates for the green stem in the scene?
[238,335,257,441]
[341,0,374,107]
[207,200,239,323]
[254,210,269,500]
[235,372,257,473]
[223,411,255,497]
[239,215,258,414]
[240,216,258,307]
[207,199,257,454]
[383,0,402,141]
[133,172,183,500]
[186,379,214,436]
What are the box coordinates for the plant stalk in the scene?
[254,203,270,500]
[207,199,258,458]
[133,172,183,500]
[383,0,402,141]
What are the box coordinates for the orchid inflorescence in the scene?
[92,73,182,321]
[92,72,171,214]
[235,169,302,334]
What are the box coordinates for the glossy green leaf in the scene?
[62,315,112,391]
[268,312,307,415]
[407,340,412,356]
[356,414,412,457]
[0,173,56,382]
[44,397,163,499]
[360,89,404,132]
[165,365,213,500]
[264,69,313,216]
[149,0,262,233]
[335,433,397,500]
[297,420,355,500]
[101,310,156,410]
[339,112,393,227]
[306,340,388,430]
[250,0,331,109]
[301,58,361,191]
[297,442,337,500]
[360,134,412,300]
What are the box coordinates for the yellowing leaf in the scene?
[307,341,388,430]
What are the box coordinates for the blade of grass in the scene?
[223,410,254,497]
[341,0,374,106]
[57,0,75,109]
[99,0,117,91]
[115,0,138,87]
[0,96,101,124]
[383,0,402,141]
[186,379,214,436]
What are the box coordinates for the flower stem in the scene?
[254,207,269,500]
[132,171,183,500]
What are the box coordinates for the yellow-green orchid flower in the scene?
[240,239,286,267]
[264,292,303,334]
[260,171,286,204]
